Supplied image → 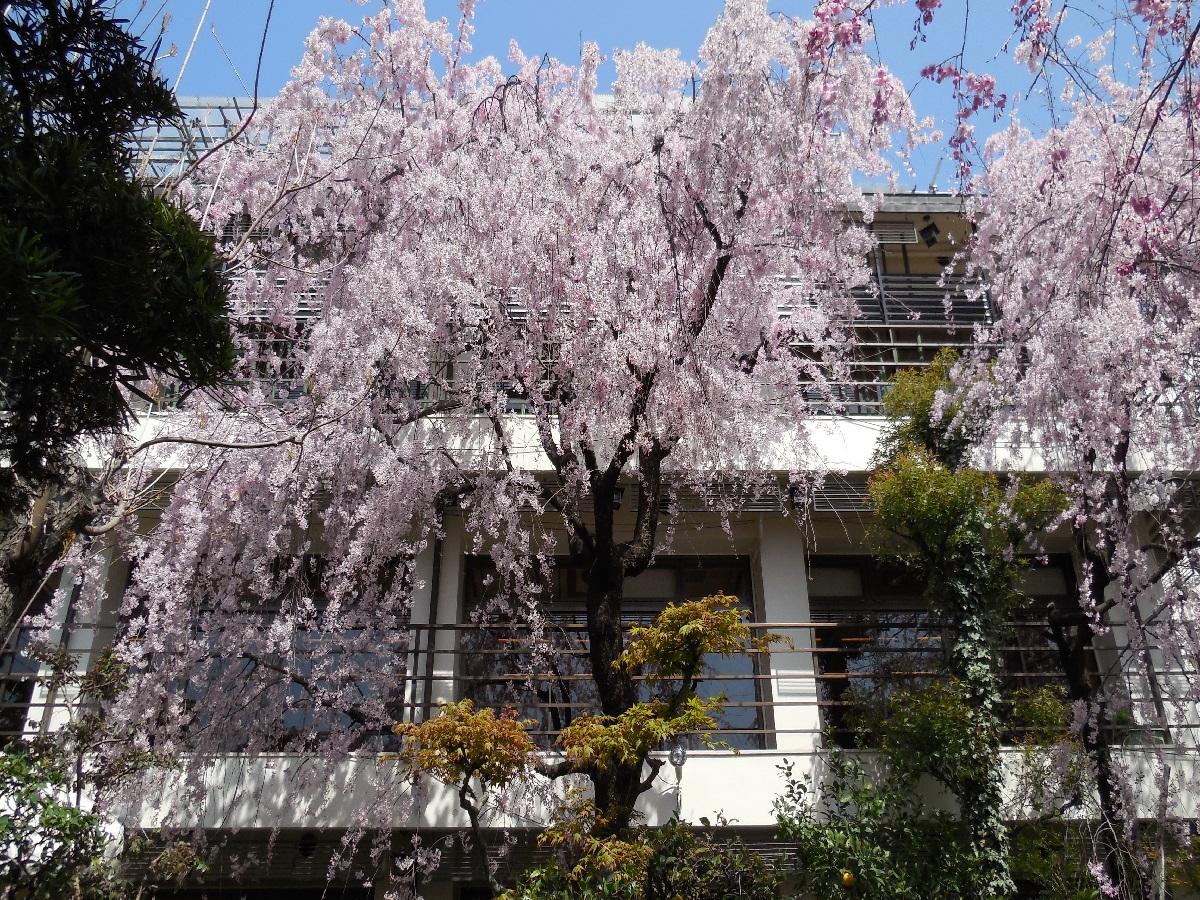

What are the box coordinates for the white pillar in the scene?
[403,517,465,722]
[402,544,435,722]
[23,553,91,736]
[755,516,820,755]
[428,516,465,714]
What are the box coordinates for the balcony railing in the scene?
[1,615,1179,751]
[126,273,990,417]
[414,619,1172,750]
[852,273,991,326]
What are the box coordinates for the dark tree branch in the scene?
[622,438,670,577]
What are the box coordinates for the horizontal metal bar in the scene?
[430,644,1065,656]
[456,670,1069,683]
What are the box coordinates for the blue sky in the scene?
[120,0,1094,187]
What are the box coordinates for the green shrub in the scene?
[775,753,977,900]
[501,818,781,900]
[1009,825,1102,900]
[0,748,108,898]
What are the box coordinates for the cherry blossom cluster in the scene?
[19,1,1198,894]
[954,64,1200,884]
[58,0,918,886]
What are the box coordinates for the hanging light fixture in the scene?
[669,741,688,767]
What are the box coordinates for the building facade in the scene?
[2,99,1197,899]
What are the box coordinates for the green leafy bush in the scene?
[0,748,107,897]
[877,679,995,793]
[501,818,781,900]
[877,347,972,469]
[775,753,976,900]
[1009,825,1102,900]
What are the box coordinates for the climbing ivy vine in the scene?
[777,350,1067,898]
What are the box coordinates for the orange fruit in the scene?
[841,870,857,889]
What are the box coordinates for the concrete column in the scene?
[428,516,465,714]
[402,517,466,722]
[1127,530,1196,751]
[23,554,88,735]
[402,544,435,722]
[755,516,820,754]
[73,542,127,673]
[42,544,130,734]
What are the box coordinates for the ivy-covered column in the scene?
[867,351,1064,899]
[871,455,1018,898]
[927,524,1013,898]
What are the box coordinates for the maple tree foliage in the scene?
[387,595,770,894]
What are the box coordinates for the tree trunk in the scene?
[1049,545,1152,900]
[585,554,636,718]
[1049,613,1138,897]
[459,780,504,898]
[584,549,643,835]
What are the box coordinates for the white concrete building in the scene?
[2,99,1196,899]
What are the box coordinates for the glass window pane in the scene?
[810,555,1086,747]
[460,556,764,750]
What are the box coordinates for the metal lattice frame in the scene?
[132,96,255,184]
[131,97,993,414]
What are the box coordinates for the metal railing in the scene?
[401,617,1172,751]
[1,615,1180,751]
[852,274,991,326]
[133,97,259,184]
[126,274,988,418]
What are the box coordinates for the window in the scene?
[0,628,38,742]
[0,574,104,743]
[809,555,1083,747]
[177,555,409,752]
[459,556,767,750]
